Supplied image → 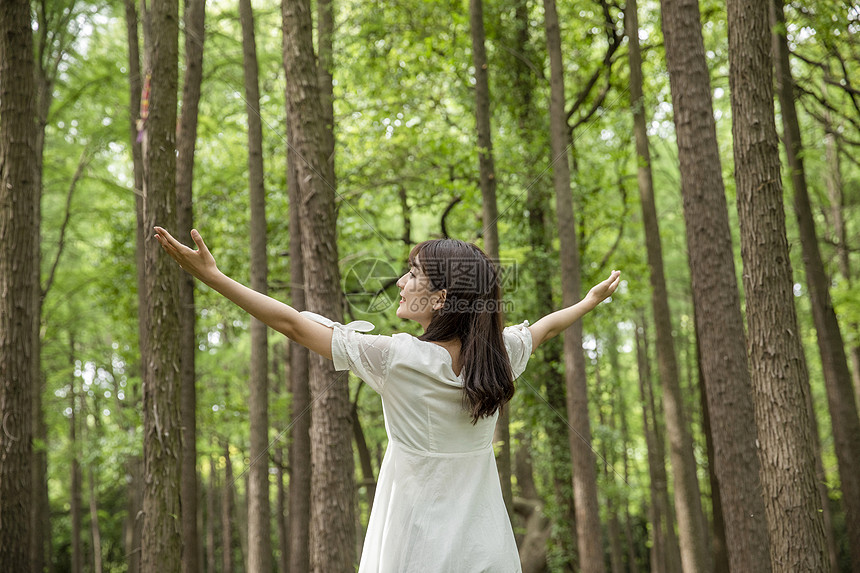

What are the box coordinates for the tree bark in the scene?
[771,4,860,569]
[513,0,576,563]
[222,443,235,573]
[628,2,718,571]
[281,0,355,568]
[317,0,334,175]
[140,0,183,568]
[0,0,37,566]
[239,0,272,569]
[70,377,83,573]
[206,454,217,573]
[287,117,312,573]
[634,321,681,573]
[659,0,774,569]
[726,0,829,568]
[468,0,512,517]
[88,466,103,573]
[176,0,206,571]
[542,0,604,570]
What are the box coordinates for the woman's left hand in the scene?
[585,270,622,307]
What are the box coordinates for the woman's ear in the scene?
[433,289,447,310]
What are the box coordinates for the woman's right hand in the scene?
[154,227,219,283]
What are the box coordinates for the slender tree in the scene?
[287,128,312,572]
[772,4,860,568]
[238,0,272,567]
[509,0,577,562]
[140,0,183,568]
[0,0,38,566]
[543,0,604,570]
[659,0,774,568]
[282,0,355,567]
[468,0,512,515]
[726,0,829,568]
[176,0,206,571]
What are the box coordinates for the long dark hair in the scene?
[409,239,514,423]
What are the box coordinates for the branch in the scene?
[42,149,90,300]
[440,195,462,239]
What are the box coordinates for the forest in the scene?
[0,0,859,570]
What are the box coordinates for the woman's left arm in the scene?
[528,270,621,351]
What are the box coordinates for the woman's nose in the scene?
[396,274,406,288]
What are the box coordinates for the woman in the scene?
[154,227,621,572]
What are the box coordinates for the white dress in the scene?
[300,312,533,573]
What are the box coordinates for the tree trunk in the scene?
[222,443,235,573]
[176,0,206,571]
[542,0,604,570]
[627,2,714,571]
[317,0,334,174]
[140,0,183,567]
[206,454,217,573]
[70,378,83,573]
[353,400,377,509]
[281,0,355,568]
[287,137,311,571]
[513,0,576,563]
[726,0,829,568]
[822,114,860,414]
[697,342,729,573]
[287,118,312,573]
[276,446,290,573]
[658,0,774,569]
[88,466,103,573]
[0,0,37,565]
[771,4,860,569]
[468,0,512,517]
[238,0,272,569]
[634,321,681,573]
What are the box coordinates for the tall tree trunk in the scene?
[658,0,773,569]
[88,466,103,573]
[634,321,681,573]
[123,5,147,573]
[468,0,511,517]
[726,0,829,568]
[542,0,604,570]
[0,0,37,565]
[352,400,377,508]
[317,0,334,174]
[275,445,290,573]
[771,4,860,569]
[513,0,576,564]
[140,0,182,568]
[176,0,206,571]
[281,0,355,568]
[287,119,312,573]
[206,454,217,573]
[222,443,235,573]
[70,375,83,573]
[238,0,272,569]
[628,1,715,570]
[697,341,729,573]
[822,114,860,413]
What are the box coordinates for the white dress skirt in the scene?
[300,312,533,573]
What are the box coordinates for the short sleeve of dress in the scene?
[299,311,393,394]
[503,320,533,379]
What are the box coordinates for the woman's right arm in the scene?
[154,227,335,360]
